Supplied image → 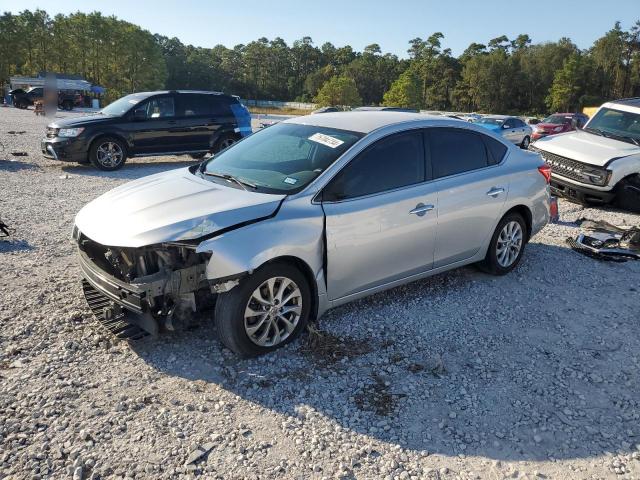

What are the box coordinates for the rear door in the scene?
[502,118,520,144]
[174,93,214,151]
[427,128,510,268]
[322,130,438,300]
[128,95,181,154]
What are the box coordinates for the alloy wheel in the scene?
[496,221,523,267]
[96,141,124,168]
[244,276,302,347]
[220,137,236,150]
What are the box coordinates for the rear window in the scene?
[177,94,210,117]
[429,128,489,178]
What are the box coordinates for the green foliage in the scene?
[1,10,640,113]
[313,76,362,107]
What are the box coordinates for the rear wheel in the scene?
[614,175,640,213]
[520,136,530,149]
[478,213,527,275]
[214,262,311,357]
[212,133,237,154]
[89,137,127,171]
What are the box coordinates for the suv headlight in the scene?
[578,168,611,186]
[58,127,85,138]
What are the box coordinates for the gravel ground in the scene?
[1,107,640,480]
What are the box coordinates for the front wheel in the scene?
[520,136,530,149]
[214,262,311,357]
[477,213,527,275]
[614,175,640,213]
[89,137,127,171]
[212,133,237,154]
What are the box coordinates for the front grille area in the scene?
[46,127,58,138]
[530,145,608,184]
[82,280,149,340]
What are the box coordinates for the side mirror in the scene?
[503,124,511,129]
[571,118,579,129]
[133,109,146,121]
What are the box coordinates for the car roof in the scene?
[284,111,463,134]
[126,90,226,98]
[483,115,511,120]
[611,97,640,108]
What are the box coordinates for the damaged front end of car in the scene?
[75,227,238,339]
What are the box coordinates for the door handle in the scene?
[487,187,505,197]
[409,203,434,217]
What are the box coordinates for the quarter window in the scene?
[324,130,425,201]
[429,128,490,178]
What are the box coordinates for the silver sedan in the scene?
[74,112,551,356]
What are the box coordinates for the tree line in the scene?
[1,9,639,114]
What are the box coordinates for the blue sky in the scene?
[2,0,639,57]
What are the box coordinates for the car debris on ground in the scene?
[567,218,640,261]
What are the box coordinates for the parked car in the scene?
[530,98,640,211]
[41,90,252,170]
[353,106,419,113]
[74,112,550,356]
[312,106,341,114]
[476,115,533,149]
[531,113,589,141]
[10,87,75,110]
[459,113,483,122]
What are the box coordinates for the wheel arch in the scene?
[260,255,319,320]
[502,204,533,240]
[88,132,130,158]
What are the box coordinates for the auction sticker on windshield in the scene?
[309,132,344,148]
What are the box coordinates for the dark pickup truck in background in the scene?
[9,87,76,110]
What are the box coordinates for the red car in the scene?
[531,113,589,141]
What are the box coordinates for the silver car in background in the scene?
[476,115,534,149]
[74,112,551,356]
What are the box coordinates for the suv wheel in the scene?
[615,175,640,213]
[214,262,311,357]
[213,134,237,153]
[89,137,127,171]
[478,213,527,275]
[520,136,530,149]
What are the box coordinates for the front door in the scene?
[322,130,438,301]
[129,95,181,154]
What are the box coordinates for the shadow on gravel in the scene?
[130,242,640,462]
[0,239,33,253]
[62,159,196,180]
[0,159,40,172]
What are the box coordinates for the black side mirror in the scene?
[133,109,146,121]
[571,118,579,129]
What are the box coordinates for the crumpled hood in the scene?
[50,114,113,128]
[534,130,640,167]
[75,167,285,248]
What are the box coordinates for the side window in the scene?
[177,94,209,117]
[430,128,490,178]
[210,96,233,116]
[323,130,425,201]
[482,135,508,165]
[135,96,175,119]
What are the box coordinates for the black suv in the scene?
[41,90,252,170]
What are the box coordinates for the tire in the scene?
[189,152,208,160]
[62,100,73,111]
[214,262,311,357]
[614,175,640,213]
[477,212,527,275]
[520,136,530,149]
[15,100,27,109]
[89,137,127,171]
[212,133,237,154]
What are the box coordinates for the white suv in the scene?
[530,98,640,212]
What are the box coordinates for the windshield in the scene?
[542,114,572,125]
[477,118,504,126]
[203,123,363,194]
[101,94,147,116]
[585,107,640,145]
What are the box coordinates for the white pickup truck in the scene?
[530,98,640,212]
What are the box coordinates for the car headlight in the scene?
[58,127,85,138]
[578,168,611,186]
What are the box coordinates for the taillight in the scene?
[538,165,552,184]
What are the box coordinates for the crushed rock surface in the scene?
[1,107,640,479]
